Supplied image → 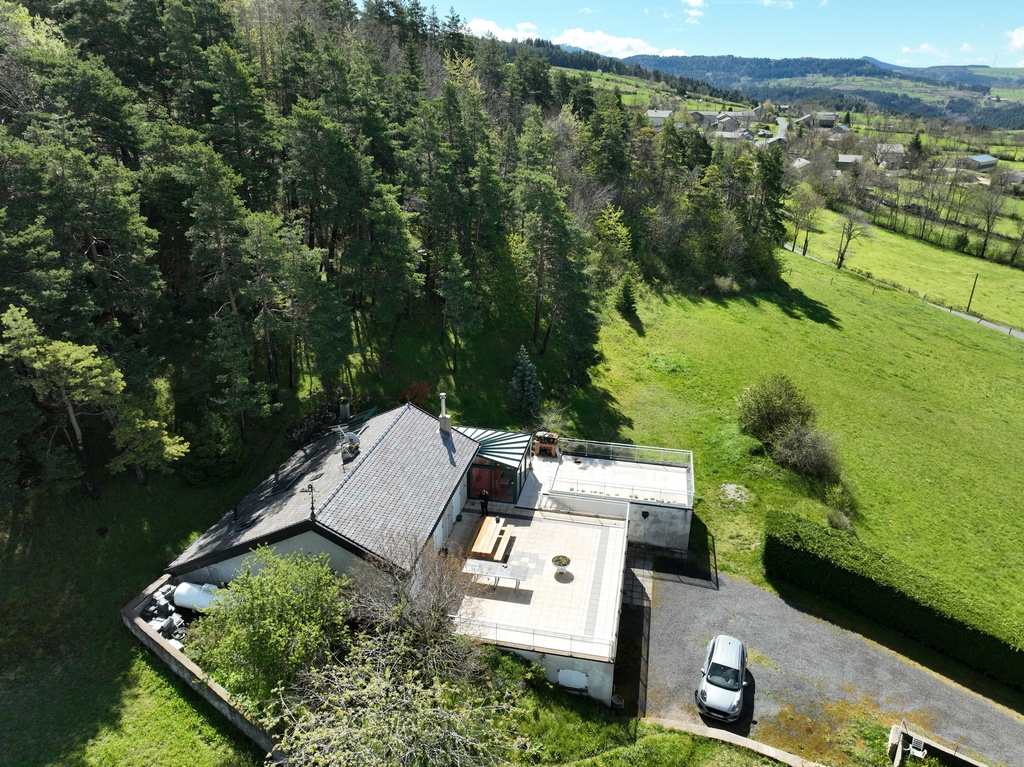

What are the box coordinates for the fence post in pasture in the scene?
[966,273,978,314]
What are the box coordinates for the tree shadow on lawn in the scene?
[647,277,842,329]
[0,471,271,765]
[762,574,1024,718]
[565,383,635,444]
[740,281,843,329]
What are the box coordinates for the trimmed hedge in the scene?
[763,510,1024,690]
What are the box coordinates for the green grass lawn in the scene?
[588,249,1024,629]
[797,208,1024,329]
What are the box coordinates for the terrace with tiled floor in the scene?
[451,508,626,661]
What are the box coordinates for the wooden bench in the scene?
[491,528,514,562]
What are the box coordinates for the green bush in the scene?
[763,511,1024,690]
[736,374,815,447]
[185,547,351,712]
[179,412,246,486]
[770,422,840,481]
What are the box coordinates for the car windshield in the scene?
[707,662,742,691]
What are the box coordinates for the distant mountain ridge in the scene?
[621,53,1024,128]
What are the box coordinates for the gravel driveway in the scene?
[644,570,1024,766]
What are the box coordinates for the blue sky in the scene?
[458,1,1024,69]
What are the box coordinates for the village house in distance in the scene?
[125,396,695,715]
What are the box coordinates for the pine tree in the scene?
[616,273,636,315]
[509,345,542,417]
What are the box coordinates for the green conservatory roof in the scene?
[455,426,532,470]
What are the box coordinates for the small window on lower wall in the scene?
[557,668,588,693]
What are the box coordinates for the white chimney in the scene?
[439,392,451,434]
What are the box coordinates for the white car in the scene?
[694,635,747,722]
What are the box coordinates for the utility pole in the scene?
[966,273,979,314]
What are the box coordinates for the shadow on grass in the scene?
[763,573,1024,718]
[567,384,635,443]
[0,434,288,765]
[760,280,843,328]
[623,310,645,337]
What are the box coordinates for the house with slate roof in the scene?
[645,109,673,127]
[166,403,481,584]
[146,398,695,710]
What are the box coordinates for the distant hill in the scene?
[622,54,1024,128]
[495,39,748,104]
[861,56,900,71]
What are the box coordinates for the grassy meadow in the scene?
[588,248,1024,625]
[797,207,1024,329]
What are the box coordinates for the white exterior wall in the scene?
[178,530,362,585]
[431,479,465,550]
[546,492,629,518]
[627,503,691,551]
[511,650,616,707]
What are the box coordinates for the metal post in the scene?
[966,273,978,314]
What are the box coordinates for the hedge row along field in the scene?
[762,510,1024,690]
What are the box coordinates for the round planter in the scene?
[552,555,570,575]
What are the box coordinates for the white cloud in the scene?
[681,0,704,6]
[685,9,703,23]
[819,0,828,5]
[661,48,687,56]
[900,42,946,59]
[579,7,592,14]
[960,42,971,53]
[1008,26,1024,52]
[551,28,660,57]
[466,19,538,41]
[762,0,794,7]
[663,10,675,18]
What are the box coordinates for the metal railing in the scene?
[897,719,1009,767]
[557,438,695,508]
[559,437,693,468]
[454,616,615,662]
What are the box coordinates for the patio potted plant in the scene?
[552,555,571,575]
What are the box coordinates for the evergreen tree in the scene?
[508,344,542,417]
[436,250,479,374]
[205,42,280,210]
[0,305,126,497]
[616,273,637,315]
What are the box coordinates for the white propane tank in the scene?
[173,582,220,611]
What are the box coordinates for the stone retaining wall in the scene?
[121,575,275,755]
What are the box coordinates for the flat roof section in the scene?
[530,454,693,509]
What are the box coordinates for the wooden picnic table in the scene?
[470,516,504,557]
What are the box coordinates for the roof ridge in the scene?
[314,404,411,518]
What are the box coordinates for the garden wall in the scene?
[121,576,276,754]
